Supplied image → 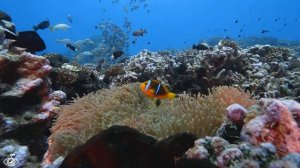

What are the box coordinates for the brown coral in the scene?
[104,63,125,77]
[44,83,255,163]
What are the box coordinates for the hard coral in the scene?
[50,63,105,99]
[44,83,255,163]
[0,52,52,111]
[243,99,300,157]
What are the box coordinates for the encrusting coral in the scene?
[43,83,255,163]
[242,99,300,157]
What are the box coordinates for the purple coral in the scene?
[226,103,247,124]
[217,148,244,168]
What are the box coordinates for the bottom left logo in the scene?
[3,154,19,167]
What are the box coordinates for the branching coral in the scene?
[44,83,255,163]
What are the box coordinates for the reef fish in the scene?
[13,31,46,53]
[33,20,50,31]
[50,24,71,31]
[65,43,77,51]
[132,29,147,36]
[111,50,123,59]
[140,80,176,100]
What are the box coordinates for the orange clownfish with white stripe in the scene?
[140,80,177,107]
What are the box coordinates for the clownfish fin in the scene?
[145,80,152,91]
[167,92,177,99]
[155,84,161,95]
[155,99,161,107]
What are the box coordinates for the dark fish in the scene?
[111,50,123,59]
[0,10,12,21]
[261,29,269,34]
[65,43,77,51]
[234,20,239,23]
[192,43,209,50]
[223,29,227,32]
[13,31,46,53]
[33,20,50,31]
[257,17,261,21]
[147,42,150,45]
[132,40,136,44]
[132,29,147,36]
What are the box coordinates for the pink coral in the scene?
[18,52,52,79]
[226,103,247,124]
[36,91,66,121]
[243,99,300,157]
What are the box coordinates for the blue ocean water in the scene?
[1,0,300,56]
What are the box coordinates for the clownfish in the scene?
[140,80,176,107]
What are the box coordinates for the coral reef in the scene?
[242,99,300,157]
[0,40,65,165]
[48,61,106,99]
[44,83,254,163]
[216,103,248,143]
[184,135,299,168]
[103,40,300,102]
[180,99,300,167]
[0,139,47,167]
[0,48,59,120]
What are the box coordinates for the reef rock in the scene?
[52,125,196,168]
